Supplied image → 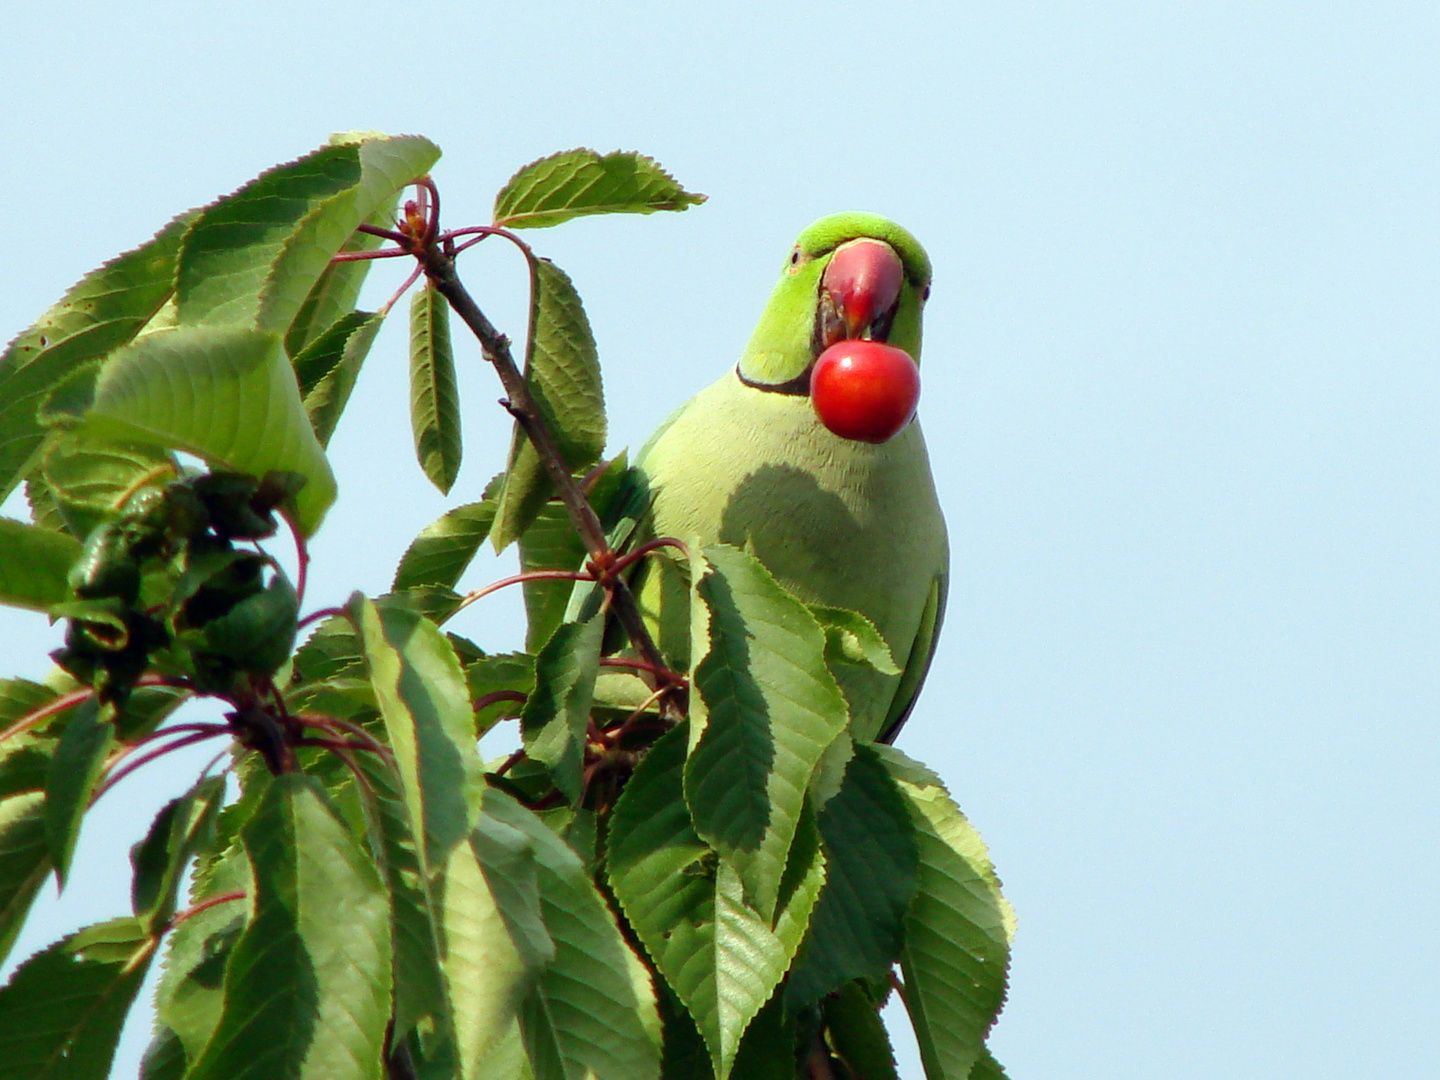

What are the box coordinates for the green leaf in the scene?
[492,259,605,551]
[466,651,536,735]
[876,747,1013,1080]
[519,615,603,803]
[968,1048,1010,1080]
[0,916,157,1080]
[352,594,484,873]
[0,793,51,966]
[177,135,440,337]
[39,433,178,539]
[54,323,336,534]
[0,516,81,611]
[129,775,224,933]
[349,752,454,1060]
[284,196,402,359]
[186,774,391,1080]
[686,544,848,922]
[410,283,462,494]
[822,982,900,1080]
[607,725,820,1080]
[296,310,386,448]
[44,699,112,887]
[517,455,632,651]
[394,500,496,595]
[290,614,364,684]
[0,211,192,502]
[484,788,662,1080]
[494,149,706,230]
[0,679,63,799]
[784,744,918,1013]
[440,803,553,1078]
[516,502,587,652]
[147,846,249,1071]
[809,604,901,676]
[194,569,299,676]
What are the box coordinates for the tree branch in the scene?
[418,243,676,695]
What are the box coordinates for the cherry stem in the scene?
[297,606,347,632]
[169,891,246,930]
[282,511,309,606]
[454,569,595,616]
[379,264,424,317]
[599,657,688,685]
[0,675,188,746]
[331,247,412,262]
[94,728,229,801]
[606,537,690,577]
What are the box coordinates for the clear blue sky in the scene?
[2,3,1437,1076]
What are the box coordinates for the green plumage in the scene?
[629,213,947,744]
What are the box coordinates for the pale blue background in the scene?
[1,3,1436,1076]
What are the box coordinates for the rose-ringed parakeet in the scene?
[628,212,946,745]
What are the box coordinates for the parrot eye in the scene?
[922,284,931,302]
[789,248,801,266]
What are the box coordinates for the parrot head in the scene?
[736,212,932,391]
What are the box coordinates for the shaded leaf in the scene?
[492,259,604,551]
[518,454,632,651]
[494,149,706,230]
[968,1048,1010,1080]
[39,434,178,539]
[394,498,496,592]
[0,793,51,966]
[350,752,454,1062]
[466,651,536,735]
[44,698,112,887]
[177,134,440,337]
[520,615,603,803]
[823,982,900,1080]
[876,747,1013,1080]
[0,516,80,611]
[52,323,336,535]
[0,916,156,1080]
[0,211,192,502]
[129,774,225,933]
[296,310,385,447]
[485,788,662,1080]
[146,845,250,1071]
[410,282,462,493]
[441,802,553,1078]
[186,774,391,1080]
[0,678,63,799]
[785,744,918,1013]
[686,544,848,921]
[352,594,484,873]
[608,725,819,1080]
[285,195,402,359]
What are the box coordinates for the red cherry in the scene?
[809,340,920,443]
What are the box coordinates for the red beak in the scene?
[821,238,904,343]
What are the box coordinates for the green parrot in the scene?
[627,211,947,745]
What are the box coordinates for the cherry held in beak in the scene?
[822,238,904,342]
[810,339,920,443]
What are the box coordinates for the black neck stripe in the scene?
[735,363,812,396]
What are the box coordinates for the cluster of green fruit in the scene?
[53,470,305,703]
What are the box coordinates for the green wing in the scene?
[877,567,947,745]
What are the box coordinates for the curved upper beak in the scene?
[819,238,905,347]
